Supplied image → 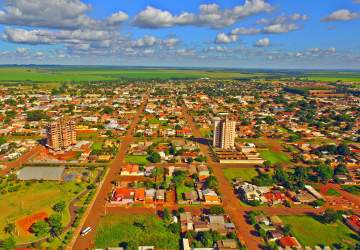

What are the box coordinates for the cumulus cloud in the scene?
[215,33,238,44]
[133,1,273,29]
[214,12,307,43]
[263,23,298,33]
[254,37,270,47]
[0,0,128,30]
[322,9,359,22]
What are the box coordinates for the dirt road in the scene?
[70,95,148,250]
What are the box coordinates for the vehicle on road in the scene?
[80,226,92,236]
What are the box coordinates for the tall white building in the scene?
[213,117,236,149]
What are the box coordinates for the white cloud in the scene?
[132,6,196,28]
[0,0,128,30]
[263,23,298,33]
[215,32,238,44]
[107,11,129,25]
[231,27,261,35]
[254,37,270,47]
[133,1,273,29]
[322,9,359,22]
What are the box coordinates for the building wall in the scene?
[46,118,76,151]
[213,117,236,149]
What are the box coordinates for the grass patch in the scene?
[176,184,193,201]
[326,188,341,196]
[259,149,290,164]
[125,155,149,165]
[341,185,360,195]
[281,215,358,247]
[91,141,103,151]
[95,214,179,250]
[223,168,259,182]
[0,181,85,243]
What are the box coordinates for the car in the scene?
[80,226,92,236]
[314,206,320,209]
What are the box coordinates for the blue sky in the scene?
[0,0,359,69]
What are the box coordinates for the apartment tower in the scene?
[46,117,76,151]
[213,116,236,149]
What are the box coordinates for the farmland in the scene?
[0,66,269,83]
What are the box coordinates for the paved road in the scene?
[0,144,44,175]
[182,103,264,250]
[70,95,148,250]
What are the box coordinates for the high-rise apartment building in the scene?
[213,117,236,149]
[46,117,76,151]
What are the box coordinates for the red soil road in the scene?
[182,103,263,250]
[70,96,148,250]
[0,145,44,175]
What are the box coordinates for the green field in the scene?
[91,141,103,151]
[125,155,150,165]
[281,215,358,247]
[0,181,85,243]
[259,149,290,164]
[223,168,259,182]
[0,67,269,83]
[0,67,359,83]
[95,214,179,249]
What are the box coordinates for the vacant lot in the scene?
[223,168,259,182]
[281,215,358,247]
[95,215,179,250]
[125,155,149,165]
[259,149,290,165]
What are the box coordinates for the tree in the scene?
[317,164,334,183]
[334,164,348,175]
[294,166,308,181]
[0,137,6,146]
[147,151,161,163]
[53,201,66,213]
[4,223,15,236]
[209,206,225,215]
[1,237,16,250]
[205,176,218,189]
[283,224,292,236]
[31,220,50,237]
[273,166,288,184]
[163,208,171,221]
[26,110,48,121]
[48,214,63,237]
[321,209,341,224]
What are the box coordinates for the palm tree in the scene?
[4,223,15,236]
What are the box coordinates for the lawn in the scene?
[176,184,194,201]
[259,149,290,164]
[91,141,103,151]
[223,168,259,182]
[125,155,150,165]
[326,188,341,196]
[281,215,358,247]
[0,181,86,243]
[95,214,179,250]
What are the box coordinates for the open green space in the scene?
[125,155,149,165]
[0,66,271,83]
[95,214,179,250]
[223,168,259,182]
[176,184,194,201]
[0,181,86,243]
[91,141,103,151]
[341,185,360,195]
[326,188,341,196]
[259,149,290,165]
[281,215,358,247]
